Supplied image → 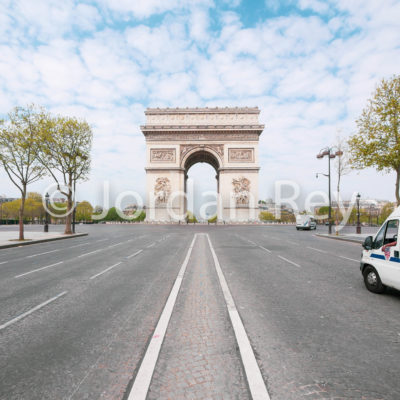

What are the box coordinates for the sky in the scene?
[0,0,399,212]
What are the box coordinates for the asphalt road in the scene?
[0,224,399,400]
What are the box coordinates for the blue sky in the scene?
[0,0,399,211]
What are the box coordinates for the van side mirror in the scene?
[362,236,373,250]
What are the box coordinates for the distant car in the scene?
[296,215,317,230]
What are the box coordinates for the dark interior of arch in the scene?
[184,150,219,172]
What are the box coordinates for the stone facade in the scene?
[141,107,264,222]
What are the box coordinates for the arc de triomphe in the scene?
[141,107,264,222]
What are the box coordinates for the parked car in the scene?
[360,207,400,293]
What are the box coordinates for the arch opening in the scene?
[184,150,220,220]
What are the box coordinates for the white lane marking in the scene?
[0,291,68,331]
[146,242,155,248]
[69,242,91,249]
[247,240,257,246]
[127,234,198,400]
[26,249,59,258]
[278,255,301,268]
[96,238,108,242]
[207,234,270,400]
[259,245,271,253]
[108,243,123,248]
[89,262,123,280]
[15,261,64,278]
[339,255,360,263]
[0,261,8,265]
[307,246,327,253]
[127,249,143,259]
[78,249,102,258]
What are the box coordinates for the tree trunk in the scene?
[18,188,26,241]
[65,193,73,234]
[396,168,400,207]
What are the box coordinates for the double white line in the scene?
[127,233,270,400]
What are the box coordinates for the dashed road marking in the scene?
[278,255,301,268]
[0,291,68,331]
[207,234,271,400]
[78,249,102,258]
[0,261,8,265]
[146,242,155,248]
[307,246,327,253]
[339,255,360,262]
[108,243,123,248]
[89,262,123,280]
[127,249,143,259]
[26,249,59,258]
[259,245,271,253]
[15,261,64,278]
[69,242,91,249]
[127,234,198,400]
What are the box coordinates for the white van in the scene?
[361,207,400,293]
[296,215,317,230]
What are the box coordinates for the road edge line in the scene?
[206,234,271,400]
[126,233,198,400]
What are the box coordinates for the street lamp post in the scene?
[44,192,50,233]
[316,147,343,235]
[356,193,361,234]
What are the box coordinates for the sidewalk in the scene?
[147,233,250,400]
[0,230,88,249]
[315,232,369,244]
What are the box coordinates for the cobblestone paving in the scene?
[147,234,250,400]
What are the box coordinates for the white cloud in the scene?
[0,0,399,206]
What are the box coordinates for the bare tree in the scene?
[0,106,47,240]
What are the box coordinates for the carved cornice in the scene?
[141,125,264,131]
[144,132,261,142]
[145,107,260,115]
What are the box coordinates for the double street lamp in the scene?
[316,147,343,235]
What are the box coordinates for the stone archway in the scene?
[181,147,221,217]
[141,107,264,222]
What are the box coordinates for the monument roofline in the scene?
[145,107,260,115]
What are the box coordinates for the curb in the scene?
[0,233,88,249]
[315,233,363,244]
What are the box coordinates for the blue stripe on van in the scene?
[371,253,400,263]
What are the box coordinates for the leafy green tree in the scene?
[348,75,400,204]
[380,202,395,223]
[2,200,20,221]
[259,211,275,221]
[0,106,47,239]
[133,210,146,222]
[76,201,93,222]
[186,211,197,223]
[103,207,123,222]
[37,115,93,234]
[24,192,44,222]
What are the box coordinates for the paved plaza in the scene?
[0,224,399,399]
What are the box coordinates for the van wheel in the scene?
[296,227,299,230]
[363,266,386,294]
